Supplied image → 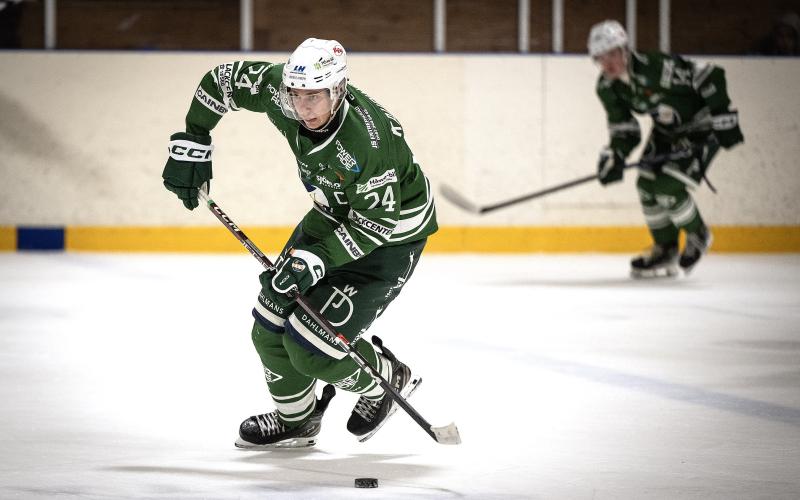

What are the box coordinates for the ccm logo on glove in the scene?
[169,140,213,161]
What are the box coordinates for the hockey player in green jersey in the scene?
[161,38,438,447]
[588,20,744,278]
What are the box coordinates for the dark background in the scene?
[2,0,799,54]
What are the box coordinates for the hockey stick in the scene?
[197,188,461,445]
[439,150,690,215]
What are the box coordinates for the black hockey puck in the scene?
[354,477,379,488]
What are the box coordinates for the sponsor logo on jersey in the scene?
[217,63,235,107]
[335,140,360,172]
[320,285,357,327]
[266,83,281,107]
[354,106,381,149]
[359,90,403,137]
[334,225,364,259]
[195,86,227,115]
[299,312,338,347]
[259,291,286,316]
[297,160,312,177]
[348,210,394,237]
[356,169,396,194]
[315,175,342,189]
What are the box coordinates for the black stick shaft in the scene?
[197,190,450,443]
[478,173,600,213]
[446,150,686,215]
[292,296,440,441]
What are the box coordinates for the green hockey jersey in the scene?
[184,61,438,269]
[596,51,736,157]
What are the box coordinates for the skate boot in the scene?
[235,384,336,449]
[679,227,713,274]
[347,336,422,443]
[630,242,679,279]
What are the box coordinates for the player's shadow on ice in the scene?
[107,452,457,495]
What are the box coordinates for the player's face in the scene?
[595,47,627,79]
[290,89,333,129]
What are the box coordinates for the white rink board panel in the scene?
[1,52,798,226]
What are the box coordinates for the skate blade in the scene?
[630,266,678,279]
[681,263,698,275]
[234,436,317,450]
[357,375,423,443]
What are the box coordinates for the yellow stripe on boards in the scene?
[0,227,16,251]
[427,227,654,253]
[66,226,293,253]
[427,226,800,253]
[24,225,800,254]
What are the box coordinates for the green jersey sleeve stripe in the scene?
[389,202,436,242]
[351,224,385,245]
[399,177,432,216]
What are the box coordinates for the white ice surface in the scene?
[1,253,799,499]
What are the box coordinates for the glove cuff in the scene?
[291,249,326,286]
[711,110,738,132]
[168,137,214,163]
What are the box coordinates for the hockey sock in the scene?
[251,322,317,427]
[668,195,706,235]
[641,201,679,245]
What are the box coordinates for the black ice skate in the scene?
[347,336,422,443]
[235,384,336,449]
[630,242,679,279]
[679,227,713,274]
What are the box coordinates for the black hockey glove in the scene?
[597,147,625,185]
[271,249,326,296]
[162,132,213,210]
[711,110,743,149]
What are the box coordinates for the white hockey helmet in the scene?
[279,38,348,124]
[587,20,629,58]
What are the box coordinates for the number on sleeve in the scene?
[364,186,395,212]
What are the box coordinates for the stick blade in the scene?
[438,184,483,214]
[431,422,461,445]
